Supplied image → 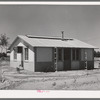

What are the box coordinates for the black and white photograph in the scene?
[0,2,100,93]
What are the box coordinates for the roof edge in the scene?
[8,36,19,50]
[26,35,74,40]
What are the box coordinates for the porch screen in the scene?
[58,48,62,61]
[64,48,71,60]
[72,49,80,60]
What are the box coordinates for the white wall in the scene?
[36,47,52,62]
[29,48,34,62]
[10,40,35,72]
[24,47,35,72]
[17,42,26,47]
[17,54,21,62]
[10,41,34,62]
[10,50,14,61]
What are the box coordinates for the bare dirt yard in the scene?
[1,58,100,90]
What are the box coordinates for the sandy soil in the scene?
[1,59,100,90]
[13,70,100,90]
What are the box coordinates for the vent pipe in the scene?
[61,31,64,40]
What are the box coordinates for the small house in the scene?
[8,35,97,72]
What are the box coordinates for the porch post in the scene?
[62,48,64,63]
[85,50,87,69]
[62,48,64,71]
[71,48,72,70]
[55,47,58,72]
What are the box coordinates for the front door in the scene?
[17,46,24,68]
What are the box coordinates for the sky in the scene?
[0,5,100,51]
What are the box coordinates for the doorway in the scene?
[17,46,24,68]
[63,48,71,70]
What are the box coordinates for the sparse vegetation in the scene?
[94,50,100,57]
[0,59,100,90]
[0,33,9,54]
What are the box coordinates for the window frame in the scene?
[17,46,23,53]
[25,48,29,61]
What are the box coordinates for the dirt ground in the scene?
[13,70,100,90]
[1,59,100,90]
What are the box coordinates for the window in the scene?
[25,48,28,60]
[17,47,22,53]
[58,48,62,61]
[13,47,17,59]
[72,49,80,60]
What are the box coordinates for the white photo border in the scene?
[0,1,100,98]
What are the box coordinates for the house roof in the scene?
[9,35,98,49]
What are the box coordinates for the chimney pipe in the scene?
[61,31,64,40]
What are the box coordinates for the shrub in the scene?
[52,82,56,86]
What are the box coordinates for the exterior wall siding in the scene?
[24,61,34,71]
[23,48,35,72]
[10,41,35,72]
[35,62,54,72]
[10,50,14,61]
